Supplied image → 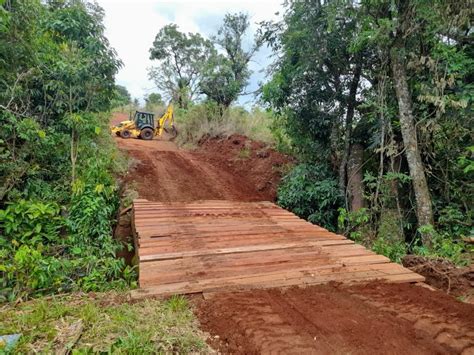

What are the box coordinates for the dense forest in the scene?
[262,0,473,263]
[0,0,472,302]
[0,0,134,301]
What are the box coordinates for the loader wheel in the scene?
[140,128,154,140]
[121,129,131,139]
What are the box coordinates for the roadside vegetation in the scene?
[0,0,137,302]
[0,293,206,353]
[0,0,207,352]
[260,1,473,265]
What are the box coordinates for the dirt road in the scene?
[114,119,474,354]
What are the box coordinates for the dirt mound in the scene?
[194,134,293,201]
[115,134,281,203]
[195,282,474,354]
[403,255,474,301]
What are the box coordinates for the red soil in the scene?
[196,282,474,354]
[118,133,291,202]
[112,113,474,354]
[194,134,293,201]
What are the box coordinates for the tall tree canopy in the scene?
[200,12,262,110]
[113,85,131,107]
[144,92,164,110]
[148,24,213,108]
[262,0,473,251]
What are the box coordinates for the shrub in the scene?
[0,113,135,301]
[277,163,342,231]
[174,103,275,147]
[413,225,469,266]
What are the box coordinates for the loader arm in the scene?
[156,104,174,136]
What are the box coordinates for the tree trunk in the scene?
[347,143,364,211]
[339,61,362,205]
[390,43,434,245]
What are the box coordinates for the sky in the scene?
[96,0,284,105]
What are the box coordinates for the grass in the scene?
[174,104,275,148]
[238,147,251,159]
[0,292,208,354]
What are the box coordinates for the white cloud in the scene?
[97,0,283,105]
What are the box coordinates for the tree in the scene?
[263,0,472,253]
[357,0,471,244]
[0,0,130,300]
[200,12,262,111]
[261,2,367,197]
[144,92,163,111]
[149,24,213,108]
[113,85,131,108]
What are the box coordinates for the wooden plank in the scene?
[131,199,424,297]
[135,225,327,236]
[138,230,348,244]
[139,263,422,290]
[134,264,424,297]
[138,245,380,279]
[138,240,360,261]
[139,240,367,258]
[138,227,340,241]
[134,219,318,229]
[137,237,354,254]
[139,255,392,286]
[138,229,341,240]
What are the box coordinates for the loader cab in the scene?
[133,111,155,129]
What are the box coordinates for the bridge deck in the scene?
[131,199,423,299]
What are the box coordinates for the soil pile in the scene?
[195,134,293,201]
[403,255,474,301]
[115,134,288,203]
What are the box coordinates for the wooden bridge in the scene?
[131,199,424,299]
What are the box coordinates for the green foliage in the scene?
[148,24,213,108]
[0,200,63,246]
[278,164,342,231]
[148,12,260,110]
[0,1,132,301]
[0,114,134,301]
[261,1,363,162]
[112,85,132,108]
[337,207,408,262]
[413,225,469,266]
[200,12,261,109]
[372,238,407,264]
[458,146,474,174]
[144,92,164,111]
[261,0,472,263]
[337,207,370,242]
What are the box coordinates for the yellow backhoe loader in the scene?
[112,104,177,140]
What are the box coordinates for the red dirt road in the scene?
[113,115,474,354]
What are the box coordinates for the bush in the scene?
[277,163,342,231]
[412,225,470,266]
[0,113,135,301]
[174,103,275,147]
